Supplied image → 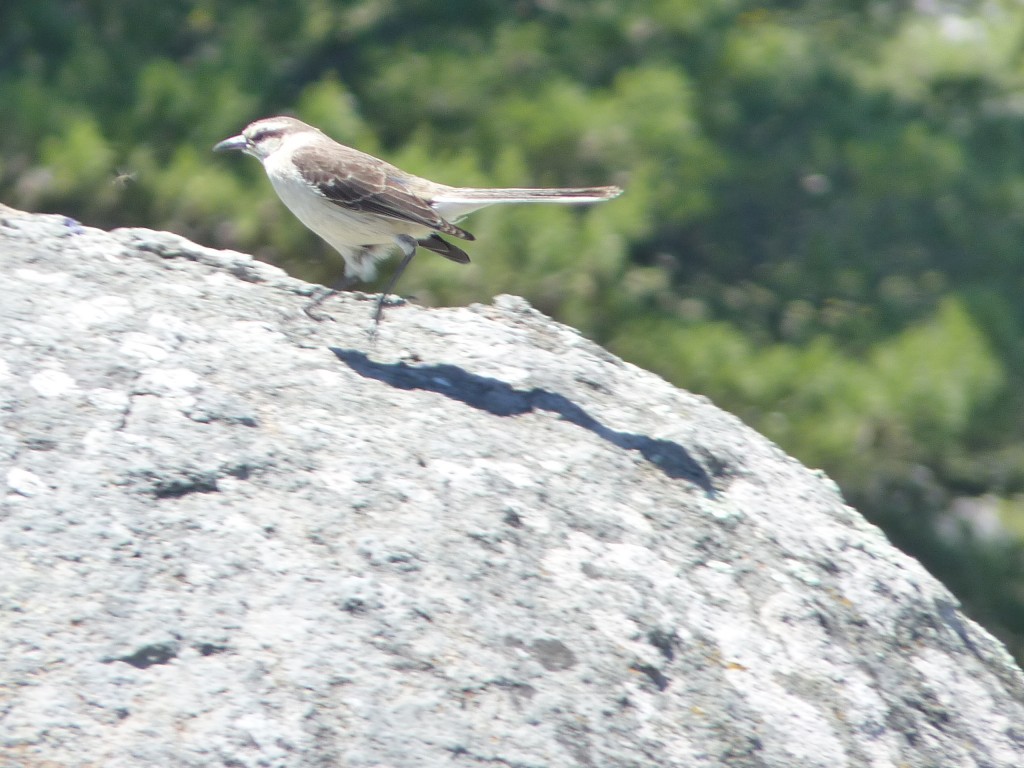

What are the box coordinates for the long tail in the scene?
[439,186,622,203]
[432,185,622,220]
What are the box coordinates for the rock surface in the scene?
[1,209,1023,767]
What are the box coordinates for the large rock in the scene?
[2,208,1022,767]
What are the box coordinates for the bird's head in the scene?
[213,116,318,161]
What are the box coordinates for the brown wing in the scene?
[417,234,471,264]
[292,145,474,241]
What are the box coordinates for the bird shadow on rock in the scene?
[331,349,715,495]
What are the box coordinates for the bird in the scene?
[213,116,622,323]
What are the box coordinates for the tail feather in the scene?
[432,184,622,221]
[435,185,622,204]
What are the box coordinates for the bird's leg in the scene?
[304,274,360,322]
[373,235,418,325]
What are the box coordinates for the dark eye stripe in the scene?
[249,125,285,141]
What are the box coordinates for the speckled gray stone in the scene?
[2,209,1023,767]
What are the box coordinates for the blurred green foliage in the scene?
[4,0,1024,659]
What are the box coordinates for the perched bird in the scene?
[214,116,622,322]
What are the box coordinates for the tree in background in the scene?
[3,0,1024,658]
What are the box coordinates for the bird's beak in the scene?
[213,134,249,153]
